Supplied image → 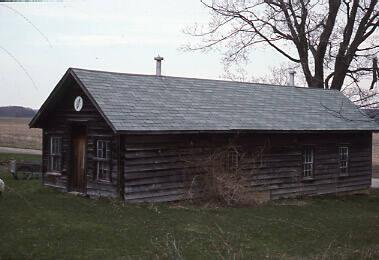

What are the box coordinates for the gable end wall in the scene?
[41,80,119,197]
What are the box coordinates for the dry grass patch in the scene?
[0,117,41,150]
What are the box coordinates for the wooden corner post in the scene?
[117,134,125,200]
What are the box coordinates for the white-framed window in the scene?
[339,146,349,176]
[95,140,111,181]
[49,136,62,172]
[224,148,239,173]
[302,146,314,178]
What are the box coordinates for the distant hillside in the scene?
[0,106,37,118]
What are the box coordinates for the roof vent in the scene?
[288,70,296,86]
[154,55,164,76]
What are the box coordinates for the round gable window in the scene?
[74,96,83,111]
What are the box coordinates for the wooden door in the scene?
[72,128,87,192]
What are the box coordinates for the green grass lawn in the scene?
[0,152,41,163]
[1,153,379,259]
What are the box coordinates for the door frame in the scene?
[69,123,88,193]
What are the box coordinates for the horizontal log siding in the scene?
[123,132,372,202]
[41,80,118,197]
[123,134,209,202]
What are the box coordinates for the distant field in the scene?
[0,117,41,150]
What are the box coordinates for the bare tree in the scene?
[185,0,379,93]
[222,62,307,86]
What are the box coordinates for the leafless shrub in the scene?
[186,144,267,206]
[223,62,307,87]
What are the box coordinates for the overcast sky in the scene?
[0,0,285,108]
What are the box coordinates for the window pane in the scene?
[224,149,238,173]
[103,145,107,159]
[49,137,62,171]
[55,138,59,153]
[96,140,111,180]
[303,147,314,177]
[50,137,61,155]
[97,161,110,180]
[97,140,111,159]
[106,142,111,159]
[97,140,102,158]
[54,157,58,171]
[53,138,57,154]
[50,156,54,171]
[339,146,348,175]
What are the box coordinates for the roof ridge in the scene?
[31,67,378,132]
[70,67,336,92]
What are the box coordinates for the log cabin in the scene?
[29,61,379,202]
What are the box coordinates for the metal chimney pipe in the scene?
[288,70,296,86]
[154,55,164,76]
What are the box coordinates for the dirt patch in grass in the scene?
[0,117,41,150]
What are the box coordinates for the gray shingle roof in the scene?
[363,109,379,123]
[71,68,379,132]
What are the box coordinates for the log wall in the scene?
[37,74,372,202]
[41,77,118,197]
[123,132,372,202]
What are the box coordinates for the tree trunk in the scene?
[330,57,349,90]
[309,76,325,88]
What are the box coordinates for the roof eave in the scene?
[70,69,117,133]
[116,129,377,135]
[29,69,72,128]
[29,68,117,133]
